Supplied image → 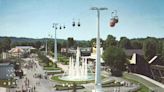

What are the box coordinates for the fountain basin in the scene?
[59,73,94,81]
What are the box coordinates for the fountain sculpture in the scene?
[60,47,94,81]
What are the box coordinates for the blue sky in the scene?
[0,0,164,40]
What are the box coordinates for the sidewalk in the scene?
[133,73,164,89]
[124,72,164,92]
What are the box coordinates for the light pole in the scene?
[52,23,58,63]
[48,34,53,56]
[45,38,48,55]
[91,7,107,92]
[52,23,66,63]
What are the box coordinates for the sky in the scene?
[0,0,164,40]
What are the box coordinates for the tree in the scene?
[61,41,67,48]
[47,40,54,52]
[78,41,91,47]
[161,41,164,58]
[119,37,131,49]
[0,42,2,53]
[34,41,42,49]
[2,37,11,51]
[90,38,103,47]
[67,37,75,48]
[104,35,117,49]
[131,40,143,49]
[102,46,127,76]
[57,42,61,52]
[143,37,158,61]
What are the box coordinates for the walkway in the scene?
[124,72,164,92]
[134,73,164,89]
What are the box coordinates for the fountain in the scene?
[60,47,94,81]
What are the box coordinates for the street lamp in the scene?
[48,34,53,55]
[91,7,119,92]
[45,38,48,55]
[52,23,66,63]
[90,7,107,92]
[52,23,58,63]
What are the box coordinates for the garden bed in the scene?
[102,80,123,87]
[43,66,61,70]
[54,84,84,91]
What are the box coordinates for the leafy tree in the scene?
[131,40,143,49]
[104,35,117,49]
[157,41,164,65]
[143,37,158,61]
[57,42,61,52]
[34,41,42,49]
[78,40,91,47]
[67,37,75,48]
[61,41,67,48]
[47,40,54,52]
[157,40,163,55]
[2,37,11,51]
[119,37,131,49]
[0,42,2,53]
[102,46,127,76]
[90,38,103,47]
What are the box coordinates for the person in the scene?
[34,86,36,91]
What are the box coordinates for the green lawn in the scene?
[54,84,84,91]
[43,66,61,70]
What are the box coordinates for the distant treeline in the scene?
[0,35,164,61]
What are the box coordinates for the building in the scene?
[125,49,164,84]
[0,63,15,80]
[125,49,152,76]
[8,46,35,57]
[82,47,105,64]
[15,46,35,53]
[80,47,91,56]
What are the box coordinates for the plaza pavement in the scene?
[8,55,56,92]
[8,54,163,92]
[47,55,141,92]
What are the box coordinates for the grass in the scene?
[123,73,149,92]
[43,66,61,70]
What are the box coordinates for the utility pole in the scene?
[45,38,47,55]
[91,7,107,92]
[52,23,58,63]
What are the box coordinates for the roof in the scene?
[148,56,158,64]
[124,49,144,56]
[15,46,34,49]
[8,48,24,53]
[128,53,136,64]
